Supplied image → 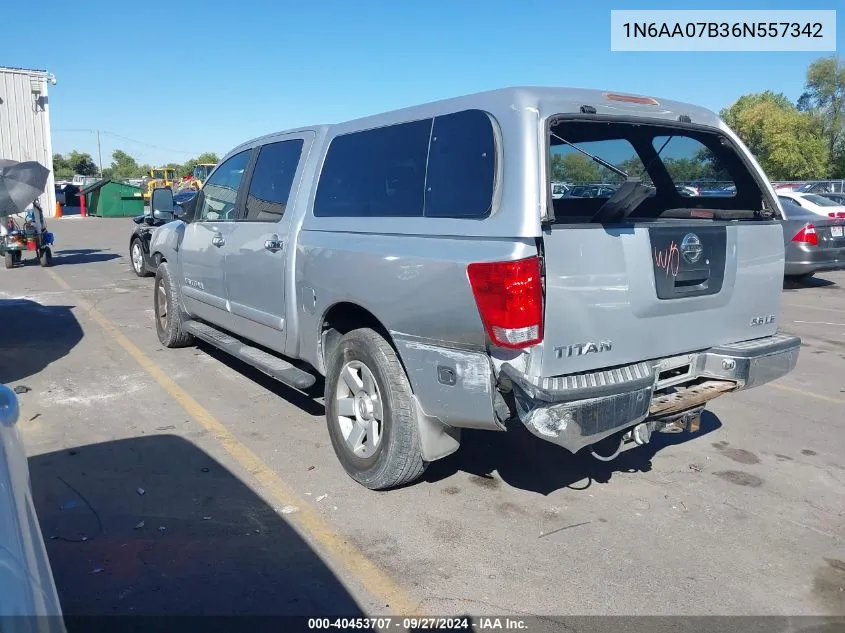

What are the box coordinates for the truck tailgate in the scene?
[531,220,784,377]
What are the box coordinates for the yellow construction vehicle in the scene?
[142,167,178,203]
[172,163,217,194]
[191,163,216,188]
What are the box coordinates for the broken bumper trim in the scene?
[502,332,801,453]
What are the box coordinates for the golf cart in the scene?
[1,200,54,268]
[0,159,54,269]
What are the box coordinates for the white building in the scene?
[0,66,57,217]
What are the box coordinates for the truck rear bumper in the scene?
[501,333,801,454]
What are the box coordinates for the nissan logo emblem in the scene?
[681,233,703,264]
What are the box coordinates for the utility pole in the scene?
[96,129,103,176]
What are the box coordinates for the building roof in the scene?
[0,66,49,74]
[80,179,145,194]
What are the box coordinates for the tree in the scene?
[109,149,144,179]
[182,152,219,176]
[52,153,73,179]
[551,152,601,182]
[66,151,99,176]
[797,55,845,177]
[721,92,829,180]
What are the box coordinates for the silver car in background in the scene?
[777,196,845,282]
[0,384,65,631]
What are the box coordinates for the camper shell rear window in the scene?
[547,118,768,223]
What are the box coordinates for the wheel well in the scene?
[320,302,395,372]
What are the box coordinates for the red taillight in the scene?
[467,256,544,349]
[827,212,845,218]
[792,223,818,246]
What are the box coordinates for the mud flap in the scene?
[413,395,461,462]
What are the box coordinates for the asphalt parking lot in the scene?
[1,216,844,624]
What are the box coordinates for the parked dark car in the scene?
[129,190,196,277]
[54,183,80,207]
[778,196,845,282]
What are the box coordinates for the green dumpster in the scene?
[79,179,145,217]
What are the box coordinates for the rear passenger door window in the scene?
[196,150,251,221]
[314,120,431,217]
[424,109,496,218]
[243,140,305,222]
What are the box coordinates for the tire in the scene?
[130,238,150,277]
[4,252,14,269]
[154,262,194,348]
[324,328,427,490]
[38,248,52,267]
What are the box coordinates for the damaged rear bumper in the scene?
[500,333,800,454]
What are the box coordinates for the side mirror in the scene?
[0,384,20,428]
[150,187,176,221]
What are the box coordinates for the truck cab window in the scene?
[243,140,305,222]
[197,150,250,221]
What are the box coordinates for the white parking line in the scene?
[793,320,845,328]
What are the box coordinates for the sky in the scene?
[1,0,842,168]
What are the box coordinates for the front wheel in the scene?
[154,262,194,348]
[4,252,14,269]
[38,248,52,267]
[130,238,149,277]
[324,328,427,490]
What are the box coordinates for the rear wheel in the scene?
[38,248,52,267]
[324,328,427,490]
[154,262,194,348]
[130,238,149,277]
[4,252,14,269]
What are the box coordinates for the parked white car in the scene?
[0,384,65,630]
[777,192,845,218]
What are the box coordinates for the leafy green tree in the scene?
[67,151,99,176]
[52,153,73,179]
[109,149,142,179]
[182,152,220,176]
[797,55,845,177]
[551,152,602,182]
[721,92,829,180]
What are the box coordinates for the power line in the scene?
[53,128,201,155]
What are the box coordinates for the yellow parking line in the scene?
[768,382,845,405]
[45,268,419,615]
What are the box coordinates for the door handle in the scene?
[264,235,284,253]
[211,233,225,247]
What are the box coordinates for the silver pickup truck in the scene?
[149,86,800,490]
